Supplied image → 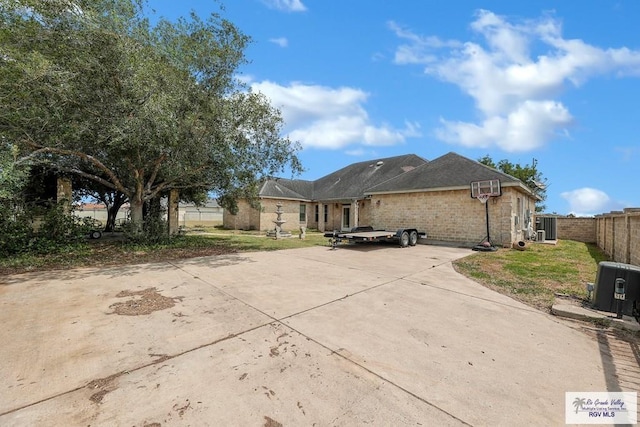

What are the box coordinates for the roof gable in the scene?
[259,178,314,200]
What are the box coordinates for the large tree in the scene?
[0,0,302,232]
[478,155,548,212]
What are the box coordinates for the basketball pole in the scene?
[470,179,500,252]
[484,199,490,245]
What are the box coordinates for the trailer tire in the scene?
[400,231,410,247]
[90,230,102,240]
[409,230,418,246]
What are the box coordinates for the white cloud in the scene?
[392,10,640,152]
[436,100,573,152]
[560,188,616,216]
[388,21,461,65]
[250,80,421,149]
[269,37,288,48]
[261,0,306,12]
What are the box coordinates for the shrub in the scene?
[0,201,91,257]
[0,203,34,256]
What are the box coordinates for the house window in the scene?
[323,204,328,223]
[299,204,306,222]
[315,205,319,222]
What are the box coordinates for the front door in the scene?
[342,206,350,231]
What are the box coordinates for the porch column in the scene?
[351,199,359,229]
[56,177,72,214]
[318,204,325,232]
[168,189,180,236]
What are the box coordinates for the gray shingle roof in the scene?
[312,154,427,200]
[365,152,522,194]
[259,154,427,201]
[260,178,314,200]
[258,152,528,201]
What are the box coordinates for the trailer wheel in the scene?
[90,230,102,240]
[399,231,409,247]
[409,230,418,246]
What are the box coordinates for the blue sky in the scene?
[149,0,640,216]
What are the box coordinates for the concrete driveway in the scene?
[0,244,633,426]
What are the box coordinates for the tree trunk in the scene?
[129,197,144,233]
[104,193,127,232]
[168,189,179,236]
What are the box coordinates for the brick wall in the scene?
[223,198,310,232]
[259,199,304,232]
[226,187,537,246]
[358,199,372,227]
[553,217,597,243]
[368,187,532,247]
[326,203,342,231]
[223,199,256,230]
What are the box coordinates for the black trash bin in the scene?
[591,261,640,316]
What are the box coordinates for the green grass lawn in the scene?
[453,240,609,311]
[186,229,329,250]
[0,229,331,275]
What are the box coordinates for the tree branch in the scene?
[21,141,129,196]
[145,153,167,192]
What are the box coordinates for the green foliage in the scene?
[0,201,92,257]
[0,0,302,239]
[478,155,548,212]
[122,197,169,244]
[0,203,33,257]
[122,215,170,245]
[0,142,28,200]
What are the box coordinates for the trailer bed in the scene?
[324,227,426,248]
[334,230,398,241]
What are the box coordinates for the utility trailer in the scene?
[324,226,426,249]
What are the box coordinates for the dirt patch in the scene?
[87,372,123,403]
[263,416,283,427]
[89,389,109,403]
[109,288,182,316]
[173,399,191,416]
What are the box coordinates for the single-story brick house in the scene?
[223,152,538,247]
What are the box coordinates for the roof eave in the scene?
[365,185,468,196]
[365,181,536,197]
[260,195,312,202]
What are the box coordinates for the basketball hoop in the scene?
[476,194,490,204]
[470,178,501,251]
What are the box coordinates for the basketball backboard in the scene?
[470,179,501,198]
